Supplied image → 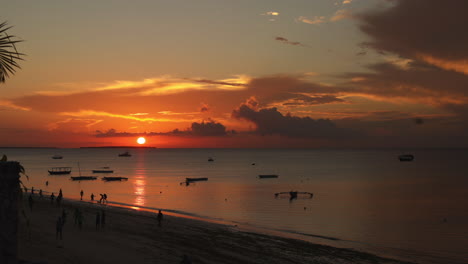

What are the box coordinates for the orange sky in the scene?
[1,0,467,148]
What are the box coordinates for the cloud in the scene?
[0,100,31,111]
[274,37,306,47]
[200,103,210,113]
[282,94,345,106]
[296,16,326,25]
[190,119,227,136]
[342,0,352,4]
[262,11,279,16]
[232,99,347,138]
[330,9,353,22]
[358,0,468,75]
[59,110,195,123]
[96,119,230,138]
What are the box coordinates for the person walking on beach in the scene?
[91,193,94,201]
[103,193,108,204]
[96,212,101,230]
[39,189,42,198]
[157,210,163,227]
[50,193,55,204]
[80,190,84,200]
[99,194,104,203]
[56,216,63,240]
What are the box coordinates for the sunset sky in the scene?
[1,0,467,148]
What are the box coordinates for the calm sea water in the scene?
[2,148,467,264]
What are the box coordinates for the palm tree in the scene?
[0,21,24,264]
[0,21,23,83]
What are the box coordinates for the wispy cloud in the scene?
[296,16,326,25]
[59,110,195,123]
[262,11,279,16]
[274,36,306,47]
[0,100,31,111]
[330,9,352,22]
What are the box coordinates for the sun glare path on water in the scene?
[137,137,146,144]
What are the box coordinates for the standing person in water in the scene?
[80,190,84,200]
[157,210,163,227]
[91,193,94,201]
[103,193,108,204]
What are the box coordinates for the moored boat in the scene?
[118,151,131,157]
[102,176,128,181]
[48,167,72,175]
[258,174,279,179]
[92,167,114,173]
[399,154,414,161]
[186,177,208,182]
[71,176,97,181]
[52,154,63,159]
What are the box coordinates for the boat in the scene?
[399,154,414,162]
[48,167,72,175]
[92,167,114,173]
[52,155,63,159]
[275,191,314,200]
[208,157,214,162]
[71,176,97,181]
[258,174,279,179]
[102,176,128,181]
[186,177,208,182]
[118,151,131,157]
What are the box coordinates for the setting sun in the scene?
[137,137,146,144]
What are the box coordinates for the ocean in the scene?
[2,148,467,264]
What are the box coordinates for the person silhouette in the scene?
[50,193,55,204]
[157,210,163,227]
[80,190,84,200]
[91,193,94,201]
[56,216,63,240]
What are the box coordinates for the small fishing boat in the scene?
[399,154,414,162]
[275,191,314,200]
[102,176,128,181]
[52,154,63,159]
[48,167,72,175]
[92,167,114,173]
[208,157,214,162]
[71,176,97,181]
[258,174,279,179]
[118,151,131,157]
[186,177,208,182]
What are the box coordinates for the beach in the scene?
[18,194,413,264]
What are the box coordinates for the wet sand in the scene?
[18,194,414,264]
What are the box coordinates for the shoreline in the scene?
[18,193,414,264]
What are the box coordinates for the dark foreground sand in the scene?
[18,195,414,264]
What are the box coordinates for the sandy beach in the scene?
[15,193,415,264]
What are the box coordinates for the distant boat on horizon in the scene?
[258,174,279,179]
[208,157,214,162]
[92,167,114,173]
[48,167,72,175]
[71,176,97,181]
[102,176,128,181]
[399,154,414,162]
[118,151,131,157]
[51,154,63,159]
